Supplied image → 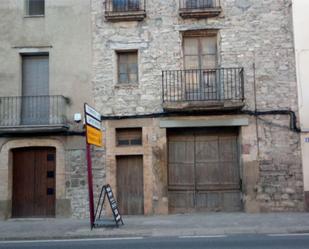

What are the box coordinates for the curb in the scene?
[1,228,309,242]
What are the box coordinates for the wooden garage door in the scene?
[12,147,56,218]
[168,128,242,213]
[116,155,144,215]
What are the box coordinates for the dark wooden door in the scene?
[12,147,56,218]
[116,156,144,215]
[168,128,242,213]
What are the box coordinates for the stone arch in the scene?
[0,138,66,219]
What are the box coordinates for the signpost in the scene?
[84,103,103,229]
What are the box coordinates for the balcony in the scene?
[179,0,221,18]
[105,0,146,22]
[162,68,245,111]
[0,95,69,133]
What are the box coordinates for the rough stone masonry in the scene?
[91,0,304,213]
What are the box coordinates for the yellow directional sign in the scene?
[86,125,103,147]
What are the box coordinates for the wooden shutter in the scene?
[200,36,217,69]
[22,55,49,125]
[118,52,138,84]
[184,37,199,69]
[183,35,217,70]
[22,55,49,96]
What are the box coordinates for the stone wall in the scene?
[65,147,105,219]
[92,0,297,114]
[92,0,304,212]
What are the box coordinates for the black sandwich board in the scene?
[93,184,124,228]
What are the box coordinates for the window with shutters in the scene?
[185,0,215,9]
[183,32,218,70]
[112,0,140,12]
[116,128,142,146]
[117,51,138,85]
[25,0,45,16]
[182,31,219,100]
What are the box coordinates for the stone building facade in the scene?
[0,0,305,220]
[92,0,305,214]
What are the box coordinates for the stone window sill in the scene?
[24,15,45,18]
[115,84,139,89]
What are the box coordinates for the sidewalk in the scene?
[1,213,309,241]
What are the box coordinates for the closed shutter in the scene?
[183,35,218,100]
[22,55,49,125]
[118,52,138,84]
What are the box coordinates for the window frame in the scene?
[116,128,143,147]
[24,0,45,17]
[116,50,139,85]
[182,30,219,70]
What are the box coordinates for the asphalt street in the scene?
[1,234,309,249]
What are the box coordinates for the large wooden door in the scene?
[12,147,56,218]
[168,128,242,213]
[116,156,144,215]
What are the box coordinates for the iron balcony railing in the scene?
[179,0,221,10]
[105,0,146,13]
[0,95,69,127]
[162,68,244,103]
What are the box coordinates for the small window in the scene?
[112,0,140,12]
[117,51,138,85]
[185,0,214,9]
[25,0,45,16]
[116,128,142,146]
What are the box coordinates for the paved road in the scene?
[0,234,309,249]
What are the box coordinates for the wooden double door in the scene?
[12,147,56,218]
[168,128,242,213]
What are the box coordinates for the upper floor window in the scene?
[112,0,140,12]
[25,0,45,16]
[105,0,146,22]
[183,31,218,70]
[185,0,215,9]
[117,51,138,85]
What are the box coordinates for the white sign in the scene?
[86,114,101,130]
[85,104,101,121]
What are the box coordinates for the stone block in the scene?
[56,199,72,218]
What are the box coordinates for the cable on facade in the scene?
[0,130,85,138]
[101,109,302,133]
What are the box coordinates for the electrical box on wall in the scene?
[74,113,82,123]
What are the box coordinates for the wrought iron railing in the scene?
[179,0,221,10]
[0,95,69,127]
[105,0,146,13]
[162,68,244,103]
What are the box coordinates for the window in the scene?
[183,31,218,100]
[112,0,140,12]
[183,32,217,70]
[117,51,138,84]
[116,128,142,146]
[184,32,217,69]
[185,0,214,9]
[25,0,45,16]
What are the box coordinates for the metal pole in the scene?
[86,141,95,229]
